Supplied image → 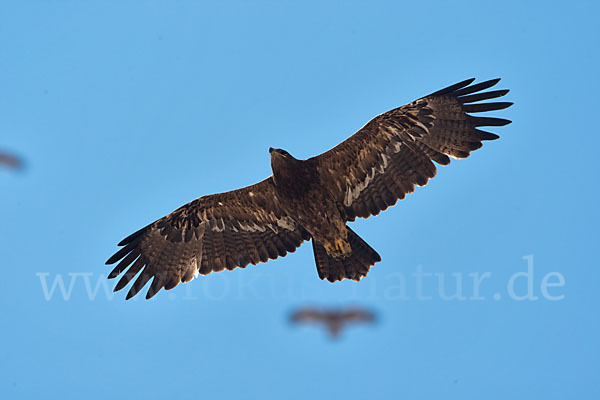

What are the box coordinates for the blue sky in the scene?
[1,1,598,399]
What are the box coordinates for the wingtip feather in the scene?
[426,78,476,97]
[105,243,133,265]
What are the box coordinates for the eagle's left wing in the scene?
[106,177,309,299]
[310,78,512,221]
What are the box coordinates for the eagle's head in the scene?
[269,147,302,185]
[269,147,293,158]
[269,147,298,166]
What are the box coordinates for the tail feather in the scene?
[313,227,381,282]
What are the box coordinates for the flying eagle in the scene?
[106,78,512,299]
[0,151,23,170]
[290,307,377,339]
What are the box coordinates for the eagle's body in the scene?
[270,148,351,257]
[106,78,512,300]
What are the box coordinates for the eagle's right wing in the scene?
[106,177,310,300]
[310,78,512,221]
[341,309,376,323]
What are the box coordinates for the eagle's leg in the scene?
[323,238,352,258]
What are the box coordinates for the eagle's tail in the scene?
[312,227,381,282]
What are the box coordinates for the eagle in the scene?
[106,78,512,300]
[290,307,377,339]
[0,151,23,170]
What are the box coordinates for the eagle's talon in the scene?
[322,238,351,257]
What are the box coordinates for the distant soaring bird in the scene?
[0,151,23,170]
[107,78,512,299]
[290,307,377,339]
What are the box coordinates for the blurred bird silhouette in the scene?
[0,151,24,171]
[290,307,376,339]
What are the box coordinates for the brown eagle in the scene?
[106,78,512,299]
[290,307,377,339]
[0,151,23,170]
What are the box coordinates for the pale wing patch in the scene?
[343,144,397,207]
[238,221,267,232]
[187,255,200,280]
[209,218,226,232]
[276,215,298,230]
